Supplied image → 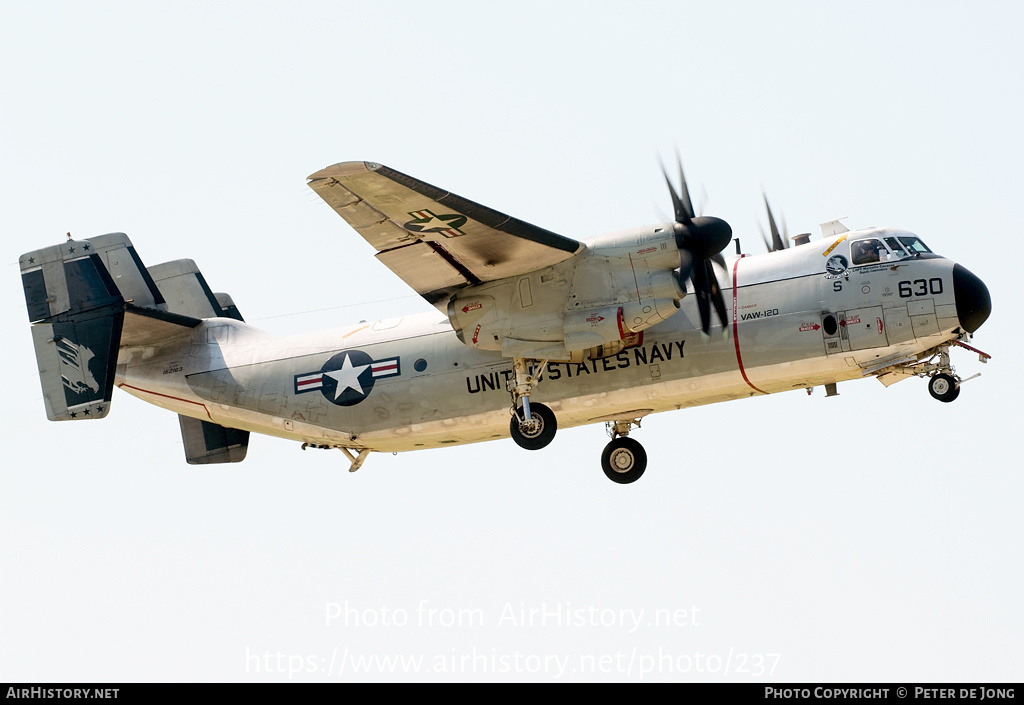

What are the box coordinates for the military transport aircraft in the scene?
[19,160,992,483]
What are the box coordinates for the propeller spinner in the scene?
[661,159,732,337]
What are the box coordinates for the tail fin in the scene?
[21,234,246,437]
[19,233,208,421]
[178,415,250,464]
[147,259,244,321]
[20,236,139,420]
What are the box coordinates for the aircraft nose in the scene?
[953,264,991,333]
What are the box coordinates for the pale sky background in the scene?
[1,1,1021,682]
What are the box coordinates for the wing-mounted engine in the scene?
[446,159,732,362]
[573,225,685,345]
[446,223,688,361]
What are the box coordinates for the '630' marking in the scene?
[898,278,943,298]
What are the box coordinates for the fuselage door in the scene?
[841,306,888,350]
[823,307,888,353]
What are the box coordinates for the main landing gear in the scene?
[508,358,557,450]
[509,402,557,450]
[506,358,650,483]
[601,419,647,484]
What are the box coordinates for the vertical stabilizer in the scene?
[20,237,128,420]
[178,415,250,464]
[147,259,244,320]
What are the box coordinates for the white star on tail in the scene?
[323,354,369,401]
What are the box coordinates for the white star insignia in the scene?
[323,354,370,401]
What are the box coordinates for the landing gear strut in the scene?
[507,358,557,450]
[600,419,647,484]
[875,341,989,404]
[509,402,557,450]
[926,346,962,403]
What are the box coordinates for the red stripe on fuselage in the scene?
[117,383,214,420]
[731,256,768,395]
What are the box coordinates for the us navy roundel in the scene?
[294,351,401,406]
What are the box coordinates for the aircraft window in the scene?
[897,236,932,255]
[850,238,887,265]
[883,237,909,257]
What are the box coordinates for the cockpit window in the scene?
[897,236,932,255]
[850,238,887,265]
[884,237,909,257]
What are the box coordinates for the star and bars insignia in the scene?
[402,209,467,238]
[294,350,401,407]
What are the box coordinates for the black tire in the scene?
[928,373,960,403]
[509,402,557,450]
[601,437,647,484]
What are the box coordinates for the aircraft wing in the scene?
[121,304,202,347]
[307,162,583,307]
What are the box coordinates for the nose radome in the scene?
[953,264,991,333]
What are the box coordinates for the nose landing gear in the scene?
[928,372,960,403]
[920,340,990,403]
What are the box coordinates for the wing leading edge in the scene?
[307,161,583,307]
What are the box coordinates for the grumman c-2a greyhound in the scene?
[19,160,992,483]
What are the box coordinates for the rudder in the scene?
[178,415,250,464]
[20,236,132,420]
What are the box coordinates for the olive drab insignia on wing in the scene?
[403,210,467,238]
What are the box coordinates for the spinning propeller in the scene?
[661,158,732,337]
[759,193,789,252]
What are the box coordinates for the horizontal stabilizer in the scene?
[178,415,249,464]
[121,304,202,347]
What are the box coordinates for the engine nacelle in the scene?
[621,297,680,333]
[563,305,625,351]
[447,241,686,356]
[448,294,503,350]
[561,295,680,352]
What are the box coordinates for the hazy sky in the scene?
[2,1,1021,682]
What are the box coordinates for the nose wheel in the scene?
[914,343,989,404]
[928,372,961,403]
